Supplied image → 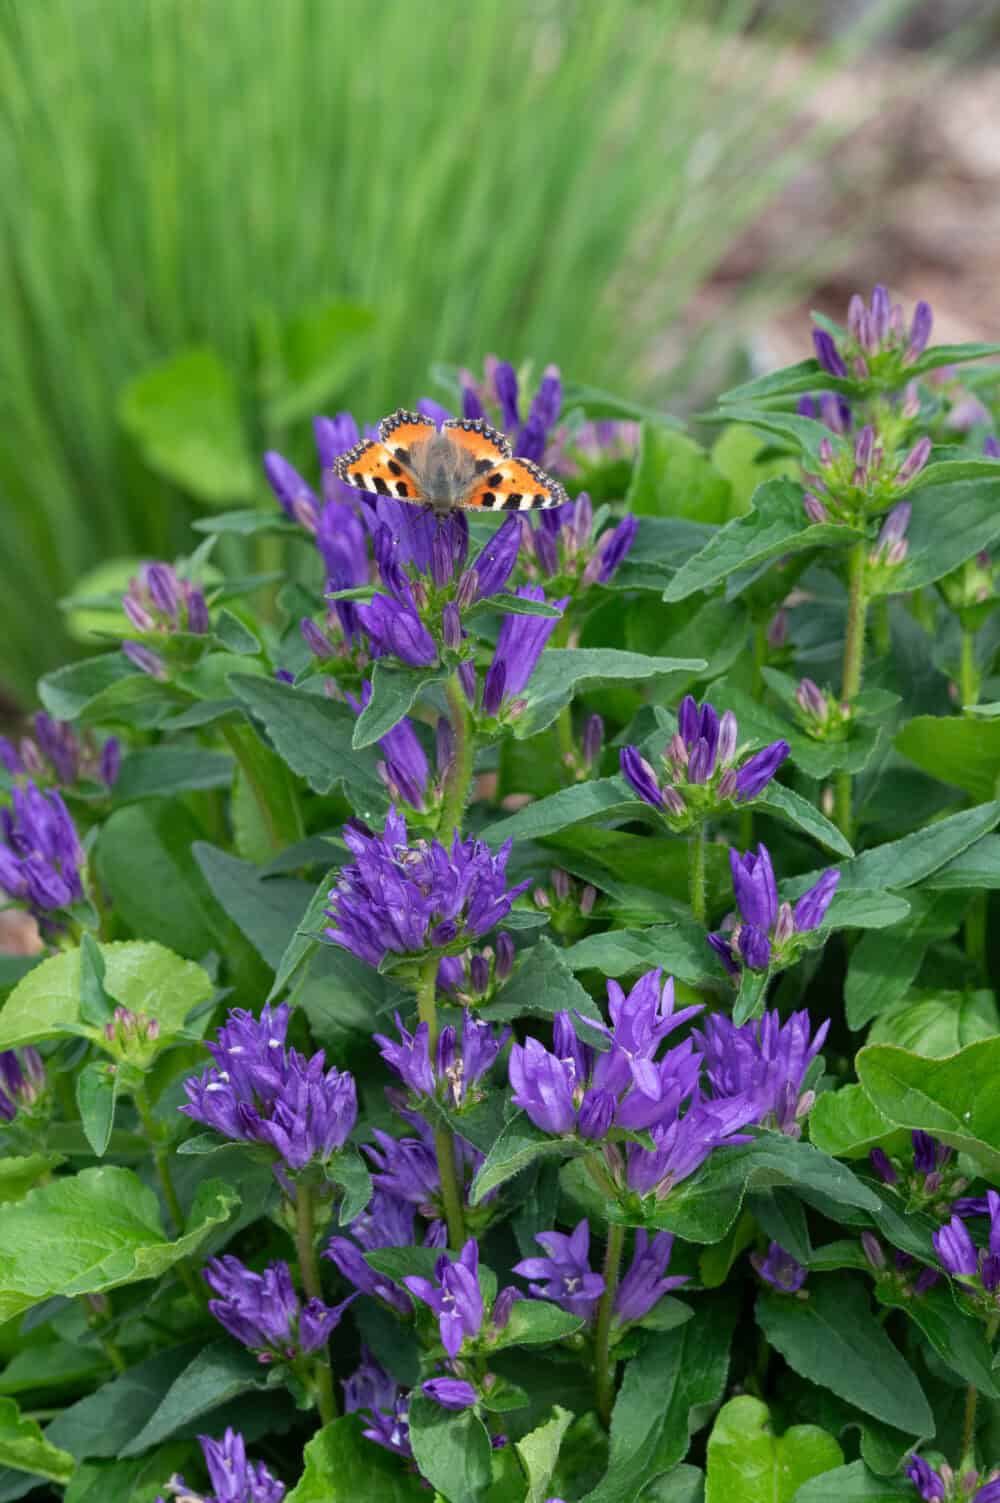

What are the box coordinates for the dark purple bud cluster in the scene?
[708,844,839,977]
[520,490,638,595]
[121,561,210,680]
[0,1048,46,1125]
[869,1130,968,1218]
[620,695,789,829]
[812,285,933,384]
[0,713,119,793]
[802,420,930,530]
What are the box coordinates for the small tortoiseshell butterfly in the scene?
[333,409,568,515]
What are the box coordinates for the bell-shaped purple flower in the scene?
[482,586,565,717]
[904,1454,947,1502]
[614,1231,688,1326]
[730,845,779,930]
[513,1219,605,1320]
[695,1009,829,1137]
[175,1429,287,1503]
[422,1378,479,1411]
[203,1256,352,1363]
[0,781,85,923]
[625,1095,760,1200]
[933,1215,978,1277]
[751,1242,807,1293]
[403,1238,485,1357]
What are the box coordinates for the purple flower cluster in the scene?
[203,1256,352,1364]
[708,845,839,975]
[324,807,529,969]
[0,1049,45,1124]
[362,1113,484,1222]
[478,585,566,720]
[751,1242,807,1293]
[934,1190,1000,1302]
[620,696,789,824]
[343,1349,413,1459]
[403,1237,489,1356]
[457,358,563,465]
[436,932,515,1002]
[802,421,930,529]
[520,491,638,594]
[870,1131,968,1217]
[861,1233,941,1298]
[122,561,209,678]
[326,1188,444,1315]
[156,1428,285,1503]
[813,285,933,382]
[905,1453,1000,1503]
[694,1009,829,1137]
[375,1010,508,1109]
[509,971,702,1138]
[0,713,119,791]
[549,418,641,479]
[513,1220,686,1326]
[0,781,85,920]
[181,1003,357,1173]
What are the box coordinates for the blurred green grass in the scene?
[0,0,907,699]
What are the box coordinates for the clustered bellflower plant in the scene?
[3,308,1000,1503]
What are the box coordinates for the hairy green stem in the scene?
[960,628,979,711]
[594,1223,626,1427]
[416,955,467,1251]
[835,542,869,841]
[688,823,707,927]
[439,674,475,838]
[294,1183,337,1426]
[961,1313,1000,1468]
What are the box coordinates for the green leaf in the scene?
[717,359,850,407]
[96,802,232,957]
[112,746,233,803]
[63,1450,190,1503]
[0,941,212,1051]
[0,1341,107,1398]
[755,782,854,858]
[795,1461,913,1502]
[118,346,255,505]
[325,1147,373,1225]
[352,661,447,750]
[38,652,167,725]
[491,1299,584,1351]
[213,608,261,655]
[515,1406,574,1503]
[643,1135,879,1244]
[703,407,839,466]
[626,423,731,522]
[78,932,116,1028]
[407,1392,493,1503]
[844,891,970,1030]
[480,777,646,846]
[228,674,386,806]
[192,508,299,537]
[581,1298,737,1503]
[890,475,1000,590]
[268,865,339,1001]
[482,936,603,1023]
[808,1085,903,1162]
[46,1343,202,1460]
[516,649,706,738]
[560,381,684,428]
[0,1398,74,1483]
[700,679,878,781]
[662,481,862,604]
[466,592,563,619]
[0,1169,237,1324]
[789,802,1000,898]
[867,991,999,1057]
[733,968,768,1026]
[192,844,314,970]
[561,924,716,987]
[756,1277,933,1435]
[264,298,375,427]
[856,1037,1000,1178]
[609,517,715,594]
[470,1113,582,1206]
[878,1280,999,1397]
[896,714,1000,802]
[285,1414,426,1502]
[705,1396,843,1503]
[924,835,1000,890]
[0,1155,64,1206]
[120,1340,268,1456]
[75,1061,119,1158]
[710,422,798,513]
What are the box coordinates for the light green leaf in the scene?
[795,1460,913,1501]
[120,1340,268,1456]
[808,1085,904,1162]
[268,864,339,1001]
[481,936,603,1023]
[192,844,313,970]
[0,1155,65,1206]
[561,924,716,987]
[787,802,1000,899]
[856,1037,1000,1178]
[890,475,1000,591]
[75,1061,119,1158]
[481,777,648,846]
[192,508,299,537]
[844,891,970,1031]
[0,941,212,1051]
[407,1393,493,1503]
[626,423,732,522]
[285,1415,426,1502]
[491,1300,584,1351]
[0,1169,237,1324]
[705,1396,843,1503]
[896,714,1000,802]
[112,746,233,803]
[470,1113,582,1206]
[516,1406,574,1503]
[118,346,255,505]
[38,652,167,725]
[867,991,999,1057]
[0,1397,74,1483]
[756,782,854,858]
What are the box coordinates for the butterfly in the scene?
[333,409,568,514]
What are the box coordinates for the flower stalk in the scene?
[415,955,468,1251]
[835,541,869,839]
[294,1182,338,1427]
[594,1223,626,1427]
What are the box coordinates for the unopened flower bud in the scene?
[579,885,597,916]
[455,569,479,609]
[803,494,829,525]
[854,425,875,471]
[718,710,739,765]
[717,768,737,800]
[861,1231,885,1270]
[582,714,603,767]
[662,786,686,818]
[301,618,332,659]
[551,869,570,901]
[796,678,828,721]
[123,596,156,633]
[774,902,795,944]
[470,954,490,996]
[533,888,550,909]
[186,588,210,634]
[766,610,788,650]
[442,603,463,651]
[818,437,834,467]
[895,436,931,486]
[495,932,515,980]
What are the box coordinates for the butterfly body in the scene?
[334,408,567,514]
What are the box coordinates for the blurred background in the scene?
[0,0,996,703]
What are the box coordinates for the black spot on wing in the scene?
[394,447,411,464]
[501,494,522,510]
[373,477,390,496]
[481,492,497,508]
[388,459,403,477]
[487,472,503,487]
[396,481,409,497]
[474,458,493,475]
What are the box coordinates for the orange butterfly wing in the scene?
[461,456,568,512]
[333,437,425,503]
[441,416,512,468]
[377,409,438,454]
